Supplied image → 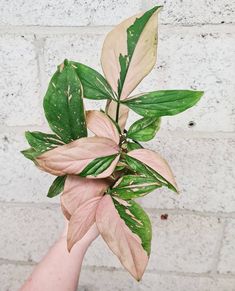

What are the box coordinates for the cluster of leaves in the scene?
[22,6,203,281]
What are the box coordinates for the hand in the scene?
[20,221,99,291]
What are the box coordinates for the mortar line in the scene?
[0,23,234,35]
[211,220,228,274]
[210,219,226,275]
[1,258,235,279]
[1,125,235,139]
[0,258,36,266]
[0,201,234,219]
[147,208,235,219]
[33,34,47,102]
[83,265,235,279]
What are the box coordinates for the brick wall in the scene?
[0,1,235,290]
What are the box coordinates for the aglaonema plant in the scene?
[22,6,203,281]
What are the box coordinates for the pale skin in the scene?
[20,223,99,291]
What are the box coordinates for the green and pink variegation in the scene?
[22,6,203,281]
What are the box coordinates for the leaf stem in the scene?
[132,139,143,148]
[115,100,120,123]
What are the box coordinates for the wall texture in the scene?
[0,0,235,290]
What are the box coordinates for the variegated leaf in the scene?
[96,195,152,281]
[126,149,178,192]
[101,6,161,99]
[71,62,115,100]
[43,59,87,143]
[61,175,108,219]
[110,174,161,199]
[86,110,120,144]
[36,136,119,178]
[67,197,102,251]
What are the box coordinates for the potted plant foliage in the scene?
[22,6,203,281]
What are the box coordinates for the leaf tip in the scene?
[197,90,204,97]
[67,238,73,253]
[24,131,31,140]
[46,192,53,198]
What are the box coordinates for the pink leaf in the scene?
[86,110,120,144]
[61,175,109,220]
[36,136,119,177]
[128,149,178,191]
[96,195,148,281]
[67,196,102,251]
[101,10,160,99]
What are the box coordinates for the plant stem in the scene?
[132,139,143,148]
[115,100,120,123]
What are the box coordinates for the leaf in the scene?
[100,109,122,135]
[47,175,66,198]
[25,131,63,154]
[79,154,119,177]
[36,136,120,178]
[110,175,161,199]
[113,197,152,255]
[71,62,115,100]
[61,175,108,220]
[101,6,161,99]
[126,142,142,151]
[126,149,178,192]
[127,117,161,141]
[21,148,40,161]
[114,161,127,172]
[43,59,87,143]
[96,195,151,281]
[67,197,102,251]
[122,90,204,117]
[86,110,120,144]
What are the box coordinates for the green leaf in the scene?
[127,117,161,141]
[122,90,203,117]
[47,176,66,198]
[71,62,115,100]
[113,197,152,255]
[25,131,63,154]
[110,175,161,199]
[43,59,87,143]
[118,6,161,97]
[126,142,143,152]
[21,148,40,161]
[124,154,177,193]
[79,154,118,177]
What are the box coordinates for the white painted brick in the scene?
[0,129,59,203]
[0,263,33,291]
[0,0,234,26]
[42,32,107,114]
[136,25,235,132]
[0,206,221,273]
[0,205,64,262]
[85,213,222,273]
[1,263,235,291]
[43,24,235,132]
[0,0,142,26]
[218,219,235,274]
[80,269,235,291]
[0,34,43,126]
[43,33,104,75]
[138,135,235,213]
[145,0,235,25]
[1,130,234,214]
